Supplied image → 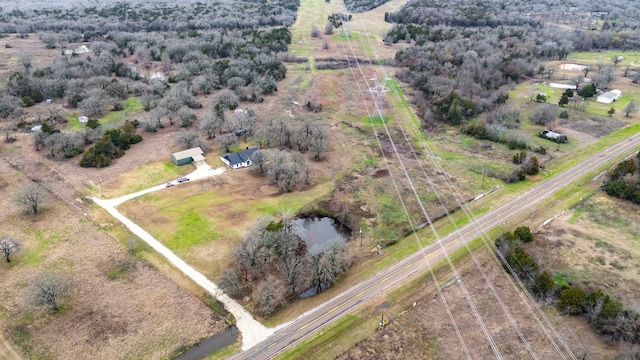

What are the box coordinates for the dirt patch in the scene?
[529,194,640,305]
[558,63,587,71]
[338,251,619,359]
[559,114,627,138]
[0,143,225,359]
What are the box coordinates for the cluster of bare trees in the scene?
[220,216,350,316]
[251,149,309,192]
[344,0,390,13]
[0,0,298,34]
[385,0,640,128]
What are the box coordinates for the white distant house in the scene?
[31,125,42,132]
[548,83,577,90]
[597,90,622,104]
[221,147,259,169]
[64,45,91,56]
[78,116,89,123]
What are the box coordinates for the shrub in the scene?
[514,226,533,242]
[559,286,586,315]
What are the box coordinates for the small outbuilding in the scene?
[171,147,205,166]
[597,90,622,104]
[221,147,259,169]
[78,116,89,123]
[539,130,567,143]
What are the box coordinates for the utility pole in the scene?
[98,177,103,197]
[369,77,391,119]
[481,170,485,190]
[360,227,363,246]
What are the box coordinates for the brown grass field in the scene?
[0,147,226,359]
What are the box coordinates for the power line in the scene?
[336,16,504,360]
[353,13,587,359]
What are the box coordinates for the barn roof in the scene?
[172,147,204,160]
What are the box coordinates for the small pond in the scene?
[174,326,238,360]
[292,216,351,255]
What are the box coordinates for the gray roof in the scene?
[599,90,622,99]
[222,147,259,166]
[172,147,203,160]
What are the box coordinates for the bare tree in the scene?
[324,22,334,35]
[79,90,108,117]
[529,103,558,125]
[309,126,326,160]
[310,25,321,38]
[177,106,196,128]
[312,241,351,293]
[253,275,288,316]
[20,56,32,76]
[80,126,103,145]
[233,235,269,282]
[598,66,616,88]
[217,133,237,153]
[30,273,69,313]
[214,89,239,113]
[545,67,555,79]
[15,183,48,215]
[44,133,62,157]
[199,113,223,139]
[175,130,205,150]
[219,268,245,298]
[0,236,18,262]
[250,150,267,174]
[624,99,637,117]
[278,254,313,294]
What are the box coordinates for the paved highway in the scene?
[233,131,640,359]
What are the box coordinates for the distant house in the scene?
[64,45,90,56]
[171,147,205,166]
[548,83,577,90]
[78,116,89,123]
[539,130,567,143]
[221,147,258,169]
[597,90,622,104]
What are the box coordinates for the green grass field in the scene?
[67,97,143,131]
[121,181,333,257]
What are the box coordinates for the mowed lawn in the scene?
[119,177,333,279]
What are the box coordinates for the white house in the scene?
[220,147,259,169]
[78,116,89,123]
[548,83,577,90]
[597,90,622,104]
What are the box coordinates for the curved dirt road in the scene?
[92,164,275,350]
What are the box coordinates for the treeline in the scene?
[219,217,351,317]
[384,0,640,128]
[0,0,300,33]
[496,227,640,345]
[602,152,640,204]
[0,25,293,169]
[343,0,390,13]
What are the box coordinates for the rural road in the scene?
[232,132,640,359]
